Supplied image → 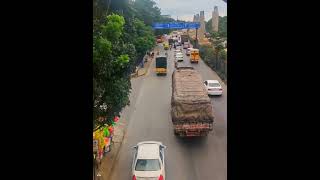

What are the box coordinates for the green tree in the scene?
[211,31,220,39]
[93,14,131,129]
[213,40,224,70]
[133,0,161,26]
[93,0,169,129]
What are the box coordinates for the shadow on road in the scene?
[209,94,223,98]
[174,136,208,149]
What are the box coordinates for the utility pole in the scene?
[195,28,198,48]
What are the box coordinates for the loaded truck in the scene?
[156,35,163,43]
[168,38,174,45]
[180,34,189,45]
[171,66,214,137]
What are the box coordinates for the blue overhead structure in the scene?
[152,22,200,30]
[152,22,201,48]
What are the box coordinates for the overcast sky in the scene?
[153,0,227,22]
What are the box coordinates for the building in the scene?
[199,11,206,39]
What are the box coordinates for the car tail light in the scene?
[159,175,164,180]
[132,175,136,180]
[219,88,223,91]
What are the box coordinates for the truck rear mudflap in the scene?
[174,122,213,137]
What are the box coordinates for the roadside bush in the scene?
[190,38,227,82]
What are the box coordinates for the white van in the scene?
[186,48,193,56]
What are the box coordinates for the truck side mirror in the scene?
[132,145,137,149]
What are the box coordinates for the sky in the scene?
[153,0,227,22]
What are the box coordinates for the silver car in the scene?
[175,52,184,62]
[132,141,166,180]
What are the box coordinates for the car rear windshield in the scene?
[209,83,220,87]
[135,159,160,171]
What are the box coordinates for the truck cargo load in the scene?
[171,67,214,137]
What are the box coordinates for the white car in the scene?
[132,141,166,180]
[186,48,193,56]
[204,80,223,95]
[174,49,182,55]
[175,52,183,57]
[175,53,184,62]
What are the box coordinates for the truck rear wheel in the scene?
[200,131,208,136]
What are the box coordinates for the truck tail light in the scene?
[132,175,136,180]
[159,175,164,180]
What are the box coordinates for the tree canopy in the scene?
[93,0,169,129]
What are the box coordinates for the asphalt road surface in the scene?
[109,43,227,180]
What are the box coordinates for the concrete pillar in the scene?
[199,11,206,40]
[212,6,219,32]
[193,15,199,22]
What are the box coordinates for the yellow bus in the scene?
[190,49,200,63]
[156,55,167,75]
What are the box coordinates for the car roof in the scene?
[137,143,160,159]
[207,80,220,84]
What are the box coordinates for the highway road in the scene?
[109,43,227,180]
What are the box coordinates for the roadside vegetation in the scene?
[93,0,175,129]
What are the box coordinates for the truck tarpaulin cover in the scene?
[171,68,214,124]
